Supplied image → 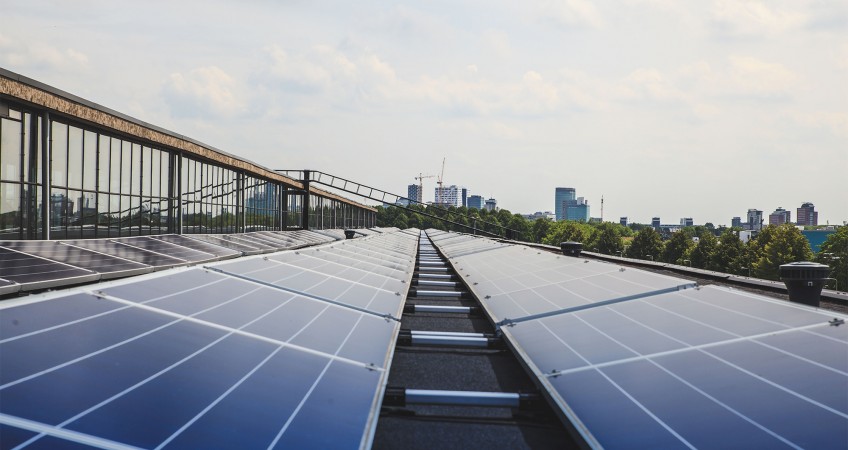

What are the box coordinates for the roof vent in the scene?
[344,229,356,239]
[779,261,830,307]
[560,241,583,257]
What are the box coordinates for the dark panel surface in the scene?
[1,241,151,278]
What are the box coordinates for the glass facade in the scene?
[0,100,374,240]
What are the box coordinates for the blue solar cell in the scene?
[653,350,848,449]
[65,334,278,449]
[159,347,329,449]
[548,369,685,449]
[0,294,123,341]
[0,423,38,449]
[0,320,226,425]
[0,303,175,386]
[271,361,381,449]
[601,359,796,449]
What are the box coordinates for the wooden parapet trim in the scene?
[0,69,302,190]
[310,186,377,212]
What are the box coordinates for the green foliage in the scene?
[530,218,552,243]
[626,227,664,261]
[750,224,814,280]
[662,229,694,264]
[543,221,593,246]
[595,223,624,255]
[708,229,744,274]
[690,232,717,269]
[816,226,848,291]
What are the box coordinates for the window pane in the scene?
[51,122,68,187]
[67,126,83,189]
[141,146,150,196]
[98,135,109,191]
[110,138,121,193]
[132,143,142,196]
[50,188,69,232]
[83,130,97,191]
[67,189,82,239]
[121,141,132,194]
[150,149,160,197]
[0,182,21,239]
[1,118,22,182]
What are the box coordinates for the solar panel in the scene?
[0,229,418,449]
[0,247,99,291]
[427,230,848,449]
[1,241,152,280]
[213,256,406,318]
[112,236,218,263]
[150,234,242,259]
[181,234,266,255]
[66,239,187,269]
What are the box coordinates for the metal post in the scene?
[301,170,310,230]
[41,111,50,239]
[174,153,182,234]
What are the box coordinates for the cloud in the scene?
[794,112,848,138]
[711,0,807,36]
[162,66,247,118]
[0,34,89,71]
[540,0,605,29]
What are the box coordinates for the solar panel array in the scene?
[427,230,848,450]
[0,229,419,449]
[0,229,389,295]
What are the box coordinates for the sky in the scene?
[2,0,846,226]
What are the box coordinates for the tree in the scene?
[708,229,744,274]
[595,224,624,255]
[662,229,694,265]
[751,224,814,280]
[626,227,664,261]
[508,214,530,241]
[816,227,848,292]
[543,221,591,246]
[530,218,552,243]
[690,232,717,269]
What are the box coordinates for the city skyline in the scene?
[3,2,846,225]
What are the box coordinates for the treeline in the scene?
[376,205,845,288]
[375,204,530,237]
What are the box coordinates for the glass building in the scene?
[0,69,374,241]
[554,187,575,221]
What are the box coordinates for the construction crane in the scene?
[435,157,446,204]
[437,157,446,190]
[414,173,435,203]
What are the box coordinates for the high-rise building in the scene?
[407,184,422,203]
[680,218,694,227]
[554,187,576,221]
[769,207,791,225]
[434,185,460,207]
[731,217,742,228]
[468,195,484,210]
[747,209,763,231]
[461,188,468,208]
[796,202,818,226]
[484,198,497,212]
[566,198,590,221]
[651,217,661,228]
[620,217,628,226]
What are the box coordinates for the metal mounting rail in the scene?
[383,388,539,408]
[403,304,478,314]
[496,283,699,328]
